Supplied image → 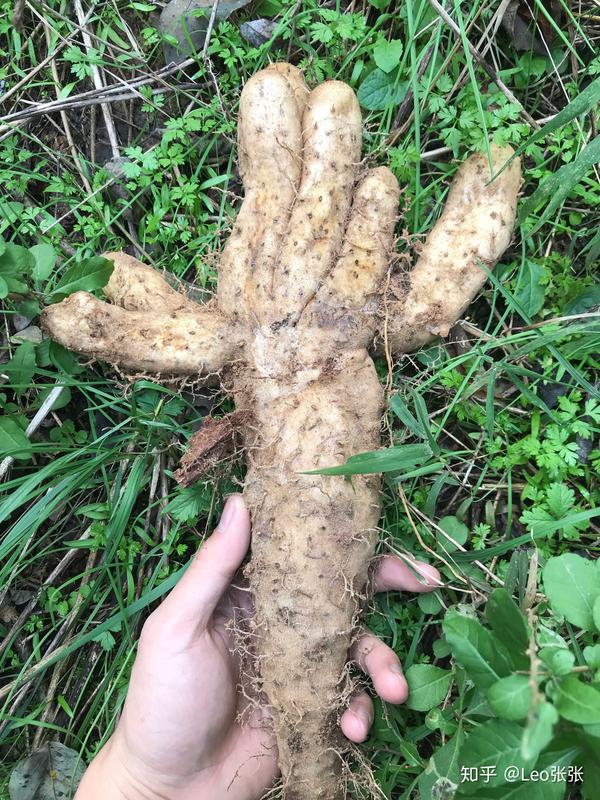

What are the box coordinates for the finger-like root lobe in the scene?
[234,332,383,799]
[381,144,522,353]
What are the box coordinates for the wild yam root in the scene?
[42,62,521,800]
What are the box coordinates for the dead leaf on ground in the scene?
[9,742,86,800]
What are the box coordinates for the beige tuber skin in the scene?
[43,63,521,800]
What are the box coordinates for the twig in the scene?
[43,21,94,196]
[427,0,539,129]
[72,0,120,159]
[0,386,64,481]
[0,525,91,660]
[202,0,220,58]
[388,37,437,144]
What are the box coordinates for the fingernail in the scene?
[218,495,239,530]
[390,663,404,677]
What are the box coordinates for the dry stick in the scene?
[33,545,99,748]
[409,501,504,588]
[445,0,513,104]
[0,526,91,661]
[202,0,220,58]
[0,386,64,481]
[42,22,94,197]
[0,14,87,108]
[72,0,119,159]
[427,0,539,129]
[0,64,199,130]
[388,34,438,144]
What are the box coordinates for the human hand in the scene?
[77,494,440,800]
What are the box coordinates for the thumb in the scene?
[158,494,251,632]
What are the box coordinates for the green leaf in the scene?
[519,134,600,233]
[543,553,600,629]
[418,729,464,800]
[30,243,57,282]
[0,276,7,298]
[514,259,548,316]
[468,746,577,799]
[540,647,575,676]
[443,608,513,688]
[165,484,212,523]
[520,701,559,761]
[594,597,600,633]
[373,38,403,73]
[554,676,600,724]
[457,719,534,792]
[357,68,407,111]
[584,645,600,670]
[49,256,113,301]
[389,394,426,439]
[487,675,532,720]
[405,664,452,711]
[4,341,36,394]
[564,284,600,315]
[0,243,34,293]
[418,591,443,615]
[0,417,32,460]
[303,443,432,476]
[255,0,283,14]
[485,589,530,667]
[512,77,600,162]
[545,482,576,517]
[436,516,468,552]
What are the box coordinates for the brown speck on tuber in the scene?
[42,62,521,800]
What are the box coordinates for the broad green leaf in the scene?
[373,38,403,73]
[418,728,464,800]
[0,242,33,293]
[437,516,469,552]
[49,256,113,301]
[554,676,600,724]
[486,589,530,668]
[418,591,443,615]
[303,443,432,476]
[405,664,452,711]
[8,742,86,800]
[30,243,57,282]
[457,719,534,792]
[357,68,407,110]
[584,645,600,669]
[4,341,36,394]
[443,608,512,688]
[467,746,577,799]
[519,134,600,233]
[540,647,575,676]
[487,675,532,720]
[564,284,600,315]
[0,276,7,298]
[543,553,600,630]
[594,597,600,633]
[520,701,559,761]
[0,417,32,460]
[514,259,548,316]
[0,242,35,275]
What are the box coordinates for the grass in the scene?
[1,0,599,798]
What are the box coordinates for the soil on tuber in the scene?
[43,62,521,800]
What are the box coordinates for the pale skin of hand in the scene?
[76,495,441,800]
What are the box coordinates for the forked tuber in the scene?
[43,62,521,800]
